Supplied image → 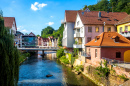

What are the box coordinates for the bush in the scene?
[56,48,65,58]
[118,74,129,81]
[60,56,69,64]
[74,65,84,72]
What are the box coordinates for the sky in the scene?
[0,0,98,35]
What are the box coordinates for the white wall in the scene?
[12,21,17,35]
[67,22,75,48]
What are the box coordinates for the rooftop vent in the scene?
[107,18,111,21]
[98,18,102,21]
[108,34,111,37]
[113,19,118,21]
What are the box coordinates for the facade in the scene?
[74,10,128,52]
[14,31,24,48]
[3,17,18,47]
[85,32,130,66]
[62,10,77,48]
[3,17,17,35]
[37,36,58,47]
[116,15,130,39]
[22,32,37,48]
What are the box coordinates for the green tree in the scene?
[0,17,19,85]
[41,26,54,38]
[36,34,40,37]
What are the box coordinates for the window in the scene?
[107,27,111,32]
[120,27,122,33]
[89,48,91,55]
[125,26,128,32]
[88,27,92,32]
[95,27,99,32]
[77,21,79,26]
[87,37,91,43]
[116,52,121,58]
[95,49,97,57]
[77,29,80,32]
[115,37,119,42]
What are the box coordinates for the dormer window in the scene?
[95,36,100,42]
[112,36,119,42]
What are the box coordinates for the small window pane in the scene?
[95,49,97,57]
[107,27,111,32]
[88,27,92,32]
[116,52,121,58]
[120,27,122,33]
[95,27,99,32]
[87,37,91,42]
[125,26,128,31]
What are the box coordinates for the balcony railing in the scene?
[120,32,130,37]
[73,44,82,48]
[81,52,91,57]
[74,32,80,37]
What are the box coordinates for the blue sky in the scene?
[0,0,98,35]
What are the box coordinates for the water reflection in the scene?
[18,51,97,86]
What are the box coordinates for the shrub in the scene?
[60,56,69,64]
[74,65,84,72]
[56,48,65,58]
[118,74,129,81]
[96,60,110,77]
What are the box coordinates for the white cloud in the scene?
[17,26,23,30]
[50,16,53,18]
[46,22,54,25]
[31,2,47,11]
[21,29,28,33]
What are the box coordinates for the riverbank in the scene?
[56,48,129,86]
[19,52,30,64]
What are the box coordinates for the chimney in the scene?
[98,11,101,18]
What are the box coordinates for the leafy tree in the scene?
[36,34,40,37]
[86,0,130,14]
[82,5,88,10]
[0,16,19,86]
[25,33,28,35]
[41,26,54,38]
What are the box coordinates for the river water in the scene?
[18,51,97,86]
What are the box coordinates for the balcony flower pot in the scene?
[125,31,128,34]
[122,32,124,34]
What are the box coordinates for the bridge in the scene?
[18,47,59,51]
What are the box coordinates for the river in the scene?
[18,51,97,86]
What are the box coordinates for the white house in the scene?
[3,17,19,47]
[3,17,17,35]
[62,10,78,49]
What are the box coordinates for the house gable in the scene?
[75,13,84,28]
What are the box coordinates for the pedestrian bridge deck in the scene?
[18,47,59,51]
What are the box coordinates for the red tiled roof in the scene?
[116,15,130,25]
[85,32,130,47]
[3,17,17,30]
[65,10,78,22]
[29,32,36,36]
[78,11,128,25]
